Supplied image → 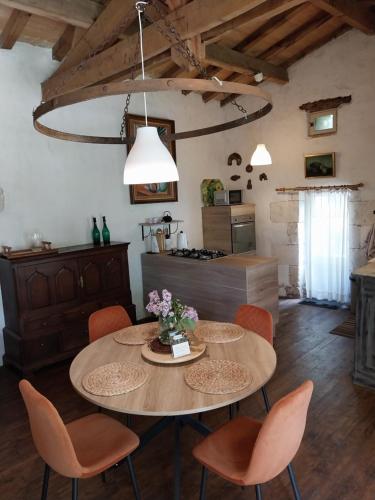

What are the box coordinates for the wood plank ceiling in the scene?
[0,0,373,106]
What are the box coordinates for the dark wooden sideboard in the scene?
[0,242,135,374]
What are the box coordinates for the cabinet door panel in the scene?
[55,265,79,304]
[26,271,51,309]
[17,259,80,313]
[81,261,102,297]
[103,255,123,291]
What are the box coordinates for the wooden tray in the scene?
[141,339,206,365]
[1,248,58,260]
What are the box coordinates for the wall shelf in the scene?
[139,220,184,240]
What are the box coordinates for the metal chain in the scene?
[120,35,141,140]
[147,0,248,116]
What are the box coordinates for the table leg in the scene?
[174,417,182,500]
[138,416,174,450]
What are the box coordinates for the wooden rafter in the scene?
[0,0,102,28]
[41,0,270,101]
[52,25,85,62]
[201,0,307,43]
[54,0,137,75]
[204,43,289,83]
[0,8,30,48]
[219,17,347,106]
[311,0,375,33]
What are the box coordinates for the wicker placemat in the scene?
[194,321,245,343]
[82,362,148,396]
[184,359,252,395]
[113,322,158,345]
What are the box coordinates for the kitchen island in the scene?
[352,261,375,389]
[141,252,279,326]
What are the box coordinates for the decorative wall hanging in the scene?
[126,114,178,204]
[230,175,241,181]
[245,164,253,173]
[305,153,335,178]
[247,179,253,190]
[300,96,351,138]
[227,153,242,166]
[259,173,268,181]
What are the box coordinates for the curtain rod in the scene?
[276,183,364,193]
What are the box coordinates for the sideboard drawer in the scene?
[23,334,59,364]
[63,302,99,323]
[24,314,62,336]
[59,326,88,352]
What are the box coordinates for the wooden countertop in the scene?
[144,252,277,269]
[353,260,375,278]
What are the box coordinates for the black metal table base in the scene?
[137,415,212,500]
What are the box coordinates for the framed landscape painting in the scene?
[305,152,335,178]
[126,114,178,204]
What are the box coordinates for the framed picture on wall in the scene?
[304,152,335,178]
[126,114,178,204]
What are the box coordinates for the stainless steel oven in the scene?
[231,214,256,254]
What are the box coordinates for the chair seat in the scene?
[66,413,139,478]
[193,416,262,486]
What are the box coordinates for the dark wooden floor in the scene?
[1,300,375,500]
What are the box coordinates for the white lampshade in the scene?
[123,126,179,185]
[250,144,272,166]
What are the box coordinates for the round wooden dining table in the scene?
[70,321,277,499]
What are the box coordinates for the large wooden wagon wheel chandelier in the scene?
[33,0,273,184]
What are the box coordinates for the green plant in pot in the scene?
[146,289,198,345]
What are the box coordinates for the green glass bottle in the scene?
[92,217,101,246]
[102,216,111,245]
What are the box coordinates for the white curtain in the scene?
[299,189,350,303]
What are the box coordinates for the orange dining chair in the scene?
[19,380,141,500]
[235,304,274,412]
[193,380,313,500]
[88,305,132,343]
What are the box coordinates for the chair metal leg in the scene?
[261,386,271,413]
[126,414,133,427]
[127,455,141,500]
[199,467,208,500]
[229,403,236,420]
[71,478,78,500]
[287,463,302,500]
[41,463,50,500]
[101,471,106,483]
[255,484,262,500]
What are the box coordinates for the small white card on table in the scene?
[171,335,191,358]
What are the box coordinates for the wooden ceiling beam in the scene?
[54,0,137,75]
[0,0,102,29]
[310,0,375,33]
[41,0,270,101]
[204,43,289,83]
[0,8,30,49]
[52,25,85,62]
[201,0,307,44]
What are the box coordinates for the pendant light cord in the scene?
[136,2,148,126]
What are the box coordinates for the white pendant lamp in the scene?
[250,144,272,166]
[123,1,179,185]
[123,127,179,184]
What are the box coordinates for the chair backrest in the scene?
[19,380,82,477]
[88,305,132,342]
[234,304,273,345]
[246,380,313,484]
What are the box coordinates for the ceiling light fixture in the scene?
[250,144,272,166]
[123,1,179,185]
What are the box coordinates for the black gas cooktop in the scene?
[169,248,227,260]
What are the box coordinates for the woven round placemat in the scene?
[194,322,245,343]
[113,322,158,345]
[184,359,252,395]
[82,362,148,396]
